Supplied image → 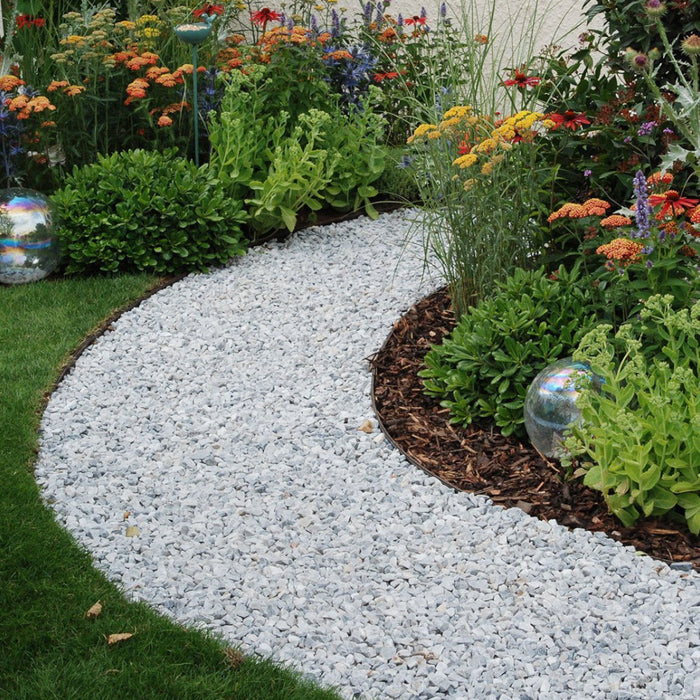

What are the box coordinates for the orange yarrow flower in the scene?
[548,202,588,222]
[596,238,643,266]
[145,66,169,80]
[582,198,611,216]
[47,80,70,92]
[64,84,86,96]
[647,171,674,187]
[0,74,25,91]
[600,214,633,228]
[156,72,181,87]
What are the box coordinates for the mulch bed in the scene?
[370,287,700,571]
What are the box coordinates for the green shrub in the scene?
[564,295,700,534]
[420,265,605,437]
[52,149,248,275]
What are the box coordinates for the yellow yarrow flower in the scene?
[453,153,478,168]
[407,123,438,144]
[438,116,462,133]
[475,137,497,154]
[136,14,160,25]
[442,105,473,120]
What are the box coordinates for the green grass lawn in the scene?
[0,274,340,699]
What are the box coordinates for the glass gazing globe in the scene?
[523,357,595,458]
[0,189,59,284]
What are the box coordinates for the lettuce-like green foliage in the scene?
[565,294,700,534]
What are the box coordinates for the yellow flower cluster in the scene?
[493,110,545,142]
[406,122,439,143]
[409,107,551,181]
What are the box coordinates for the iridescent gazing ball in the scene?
[0,188,60,284]
[524,358,595,458]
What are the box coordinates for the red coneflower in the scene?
[648,190,699,219]
[193,4,224,17]
[502,68,541,88]
[404,15,427,26]
[546,110,590,130]
[251,7,283,25]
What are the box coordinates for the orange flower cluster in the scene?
[7,94,56,119]
[0,75,25,92]
[150,101,189,128]
[47,80,85,96]
[547,198,611,222]
[600,214,633,228]
[215,47,244,71]
[647,171,674,187]
[596,238,643,266]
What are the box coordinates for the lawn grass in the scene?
[0,274,340,699]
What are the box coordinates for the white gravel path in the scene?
[36,210,700,699]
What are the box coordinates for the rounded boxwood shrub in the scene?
[419,265,607,437]
[52,149,248,275]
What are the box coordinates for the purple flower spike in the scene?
[633,170,652,239]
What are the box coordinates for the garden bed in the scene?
[371,287,700,571]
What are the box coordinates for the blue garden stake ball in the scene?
[0,188,60,284]
[523,357,595,458]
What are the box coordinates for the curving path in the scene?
[36,211,700,699]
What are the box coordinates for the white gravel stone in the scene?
[35,209,700,699]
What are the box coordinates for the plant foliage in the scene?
[565,295,700,534]
[420,265,604,437]
[53,149,248,274]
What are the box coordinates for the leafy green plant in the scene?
[565,294,700,534]
[209,72,388,235]
[53,148,248,274]
[420,265,604,437]
[245,109,338,235]
[316,88,387,216]
[206,67,272,203]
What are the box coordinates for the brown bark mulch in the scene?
[370,287,700,571]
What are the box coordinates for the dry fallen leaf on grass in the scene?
[224,648,245,668]
[125,525,139,537]
[107,633,134,645]
[358,419,374,433]
[86,601,102,620]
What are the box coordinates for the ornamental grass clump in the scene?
[408,106,559,312]
[564,294,700,534]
